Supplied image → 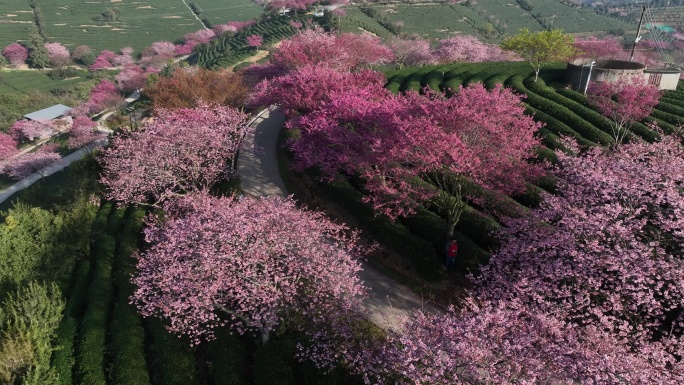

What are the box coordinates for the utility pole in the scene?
[630,6,647,62]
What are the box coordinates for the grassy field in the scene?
[352,0,635,42]
[39,0,203,54]
[0,2,33,49]
[0,69,93,95]
[191,0,263,25]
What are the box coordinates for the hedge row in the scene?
[661,96,684,109]
[521,102,597,148]
[655,101,684,122]
[651,108,683,126]
[316,175,445,281]
[147,319,201,385]
[507,75,614,146]
[76,204,123,385]
[52,260,91,385]
[109,207,150,385]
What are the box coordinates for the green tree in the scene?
[0,282,64,385]
[501,28,576,82]
[27,26,50,69]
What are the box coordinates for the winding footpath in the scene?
[238,107,440,331]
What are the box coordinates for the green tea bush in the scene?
[109,208,150,385]
[75,206,122,385]
[253,339,296,385]
[208,329,250,385]
[147,319,200,385]
[317,177,444,281]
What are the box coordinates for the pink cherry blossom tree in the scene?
[2,145,61,180]
[248,65,387,116]
[140,41,176,69]
[573,36,625,59]
[9,120,54,142]
[115,64,152,93]
[3,43,29,66]
[81,79,123,115]
[290,83,542,237]
[67,115,104,151]
[388,37,435,69]
[434,35,518,63]
[270,28,393,71]
[0,133,18,161]
[183,29,216,46]
[586,76,661,143]
[132,193,366,345]
[89,50,116,71]
[99,103,248,206]
[479,136,684,373]
[246,34,263,50]
[44,42,70,67]
[371,300,681,384]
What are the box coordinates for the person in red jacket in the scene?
[445,239,458,272]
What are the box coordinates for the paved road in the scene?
[238,107,439,331]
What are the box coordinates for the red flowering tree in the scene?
[99,103,248,206]
[270,28,393,70]
[249,65,387,116]
[478,136,684,375]
[132,194,366,345]
[3,43,29,66]
[291,83,542,237]
[246,34,263,50]
[0,133,18,161]
[2,146,61,180]
[586,77,661,143]
[44,42,70,67]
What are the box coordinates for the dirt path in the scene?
[238,107,441,331]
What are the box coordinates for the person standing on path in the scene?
[445,239,458,272]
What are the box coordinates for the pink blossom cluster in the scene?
[3,43,29,66]
[586,76,661,143]
[246,34,263,48]
[477,136,684,381]
[89,50,117,71]
[67,115,105,151]
[0,133,18,161]
[44,42,70,67]
[132,193,365,345]
[115,64,158,93]
[270,28,394,71]
[2,146,61,180]
[433,35,519,63]
[78,79,123,115]
[9,120,54,142]
[99,103,248,206]
[573,36,626,59]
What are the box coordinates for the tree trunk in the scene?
[259,327,270,345]
[534,67,540,82]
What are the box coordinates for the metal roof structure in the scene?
[23,104,72,121]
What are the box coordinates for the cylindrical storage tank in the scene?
[566,59,646,91]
